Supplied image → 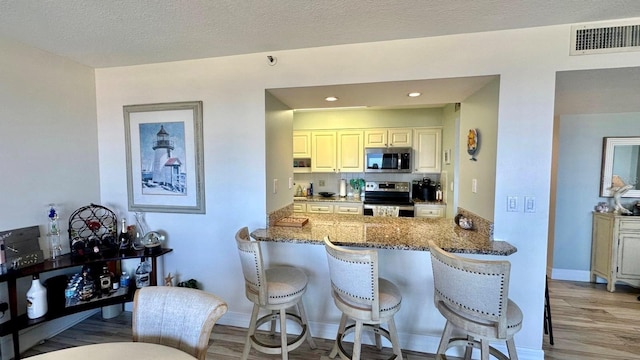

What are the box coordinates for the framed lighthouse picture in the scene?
[124,101,205,214]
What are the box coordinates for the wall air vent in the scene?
[571,20,640,55]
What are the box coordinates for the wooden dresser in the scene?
[591,212,640,292]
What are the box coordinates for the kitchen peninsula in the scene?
[251,213,516,256]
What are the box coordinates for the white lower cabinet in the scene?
[293,203,306,213]
[414,204,446,218]
[293,201,362,214]
[306,202,334,213]
[591,212,640,292]
[334,203,363,215]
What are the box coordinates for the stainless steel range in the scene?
[363,181,414,217]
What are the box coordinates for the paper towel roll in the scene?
[339,179,347,197]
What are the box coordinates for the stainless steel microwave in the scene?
[364,148,412,173]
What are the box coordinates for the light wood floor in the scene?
[21,279,640,360]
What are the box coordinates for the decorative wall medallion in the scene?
[467,128,479,161]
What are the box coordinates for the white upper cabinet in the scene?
[311,131,337,172]
[337,130,364,172]
[364,128,412,148]
[293,131,311,158]
[413,127,442,173]
[311,130,364,173]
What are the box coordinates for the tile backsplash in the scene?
[294,172,441,195]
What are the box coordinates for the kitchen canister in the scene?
[27,275,48,319]
[339,179,347,197]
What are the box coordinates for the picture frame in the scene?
[124,101,205,214]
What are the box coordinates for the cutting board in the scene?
[275,217,309,227]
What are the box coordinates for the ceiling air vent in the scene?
[571,20,640,55]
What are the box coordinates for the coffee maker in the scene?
[412,178,437,201]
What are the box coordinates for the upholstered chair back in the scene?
[429,241,512,338]
[324,236,381,321]
[235,226,268,305]
[132,286,227,360]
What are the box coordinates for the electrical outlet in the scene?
[472,179,477,193]
[273,179,278,194]
[288,177,293,189]
[319,180,325,186]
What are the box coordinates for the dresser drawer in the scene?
[620,219,640,231]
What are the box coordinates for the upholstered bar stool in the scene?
[428,241,523,360]
[323,236,403,360]
[234,227,316,360]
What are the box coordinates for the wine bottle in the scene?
[118,218,130,251]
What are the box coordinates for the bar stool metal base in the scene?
[250,312,308,355]
[335,324,398,360]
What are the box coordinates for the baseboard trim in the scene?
[219,311,544,360]
[550,268,605,283]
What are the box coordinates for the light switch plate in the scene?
[525,196,536,213]
[507,196,518,212]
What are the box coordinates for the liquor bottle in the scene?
[26,275,48,319]
[79,265,95,301]
[135,260,150,288]
[99,265,113,295]
[118,218,130,251]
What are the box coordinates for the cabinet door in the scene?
[335,203,363,215]
[618,232,640,278]
[293,131,311,158]
[415,204,446,218]
[337,130,364,172]
[364,129,387,147]
[413,128,442,173]
[311,131,337,172]
[388,128,412,147]
[592,214,614,279]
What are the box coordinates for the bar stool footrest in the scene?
[445,338,510,360]
[337,324,397,360]
[250,312,307,355]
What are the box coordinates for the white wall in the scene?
[293,107,443,129]
[0,37,100,358]
[553,113,640,280]
[265,92,294,214]
[441,103,459,218]
[93,21,640,360]
[458,78,500,221]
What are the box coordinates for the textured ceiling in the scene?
[2,1,640,113]
[1,0,640,68]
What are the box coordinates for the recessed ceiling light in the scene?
[325,96,339,102]
[408,92,421,97]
